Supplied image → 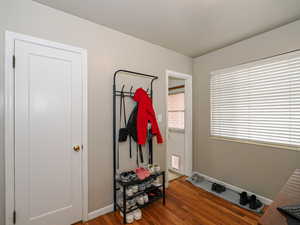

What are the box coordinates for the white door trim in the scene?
[4,31,89,225]
[165,70,192,183]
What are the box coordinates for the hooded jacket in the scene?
[133,88,163,145]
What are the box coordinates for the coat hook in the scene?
[121,84,125,92]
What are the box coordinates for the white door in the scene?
[14,39,83,225]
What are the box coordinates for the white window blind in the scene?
[210,51,300,149]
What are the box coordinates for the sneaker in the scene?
[133,209,142,220]
[126,188,133,197]
[120,212,134,223]
[191,173,204,183]
[153,178,161,187]
[120,171,137,183]
[136,195,145,205]
[138,183,146,191]
[147,164,155,174]
[143,194,149,203]
[131,185,139,193]
[153,164,160,173]
[126,213,134,223]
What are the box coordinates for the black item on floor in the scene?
[249,195,263,210]
[239,191,249,206]
[278,204,300,221]
[211,183,226,193]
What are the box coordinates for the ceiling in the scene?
[34,0,300,57]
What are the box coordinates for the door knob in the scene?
[73,145,81,152]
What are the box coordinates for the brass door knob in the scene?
[73,145,81,152]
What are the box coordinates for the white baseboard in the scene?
[87,204,114,221]
[193,171,273,205]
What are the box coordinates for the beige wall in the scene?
[0,0,192,222]
[193,20,300,200]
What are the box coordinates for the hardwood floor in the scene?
[79,177,263,225]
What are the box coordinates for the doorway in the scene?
[5,32,88,225]
[165,70,192,183]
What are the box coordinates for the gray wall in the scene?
[193,20,300,200]
[0,0,192,223]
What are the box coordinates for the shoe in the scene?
[249,195,262,210]
[239,192,249,206]
[141,167,151,178]
[135,168,146,180]
[120,212,135,223]
[147,164,155,174]
[143,194,149,203]
[120,171,137,183]
[135,167,150,180]
[138,183,146,191]
[148,189,162,200]
[153,178,161,187]
[136,195,145,205]
[153,164,160,173]
[211,183,226,193]
[131,185,138,193]
[133,209,142,220]
[191,173,204,183]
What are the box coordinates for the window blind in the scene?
[210,51,300,149]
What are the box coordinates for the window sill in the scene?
[210,136,300,152]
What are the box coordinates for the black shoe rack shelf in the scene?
[113,70,166,224]
[116,171,166,223]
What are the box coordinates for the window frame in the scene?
[210,51,300,152]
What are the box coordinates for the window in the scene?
[168,93,185,129]
[210,51,300,149]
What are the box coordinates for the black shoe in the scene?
[249,195,263,210]
[211,183,226,193]
[239,192,249,206]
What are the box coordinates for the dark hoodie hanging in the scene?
[127,104,143,164]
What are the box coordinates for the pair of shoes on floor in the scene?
[135,167,151,180]
[120,209,142,223]
[240,192,263,210]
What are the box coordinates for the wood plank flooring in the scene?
[78,177,263,225]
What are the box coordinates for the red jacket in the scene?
[133,88,163,145]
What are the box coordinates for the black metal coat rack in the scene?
[112,70,165,223]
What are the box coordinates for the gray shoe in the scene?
[191,173,204,183]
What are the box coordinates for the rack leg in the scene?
[162,172,166,205]
[123,185,127,224]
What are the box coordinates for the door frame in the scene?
[4,31,89,225]
[165,70,192,183]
